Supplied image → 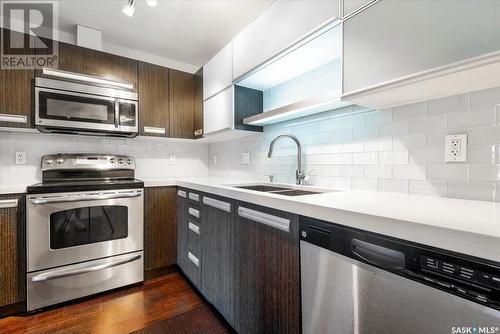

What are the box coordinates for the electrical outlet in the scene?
[241,152,250,165]
[212,155,218,165]
[15,151,27,165]
[445,134,467,162]
[169,154,176,165]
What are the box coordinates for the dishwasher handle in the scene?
[352,239,405,270]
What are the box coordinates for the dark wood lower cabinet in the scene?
[0,194,26,317]
[200,194,235,325]
[233,202,301,334]
[144,187,177,279]
[176,188,189,274]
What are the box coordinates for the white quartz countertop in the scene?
[5,177,500,262]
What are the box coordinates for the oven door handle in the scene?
[114,98,120,129]
[31,254,142,282]
[29,191,142,204]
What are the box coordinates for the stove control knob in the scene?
[56,157,64,164]
[118,158,124,164]
[110,158,116,164]
[126,159,132,165]
[45,158,54,165]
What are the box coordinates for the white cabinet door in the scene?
[232,0,340,80]
[203,87,234,135]
[203,42,233,101]
[342,0,374,18]
[343,0,500,94]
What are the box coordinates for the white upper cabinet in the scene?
[232,0,340,81]
[342,0,375,18]
[203,42,233,101]
[342,0,500,108]
[203,86,234,135]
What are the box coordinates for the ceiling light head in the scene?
[122,0,136,17]
[146,0,158,7]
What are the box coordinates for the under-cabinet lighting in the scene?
[42,68,134,90]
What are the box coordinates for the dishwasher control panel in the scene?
[300,216,500,310]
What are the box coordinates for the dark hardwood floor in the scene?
[0,271,223,334]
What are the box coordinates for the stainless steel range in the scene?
[26,154,144,311]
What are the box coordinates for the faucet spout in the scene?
[267,134,304,185]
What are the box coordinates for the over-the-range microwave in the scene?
[35,68,139,137]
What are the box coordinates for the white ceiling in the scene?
[50,0,271,68]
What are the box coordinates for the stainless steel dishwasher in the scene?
[300,216,500,334]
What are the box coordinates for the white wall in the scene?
[0,132,208,191]
[209,85,500,202]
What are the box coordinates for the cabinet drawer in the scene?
[188,192,200,203]
[188,221,200,255]
[186,251,201,288]
[188,207,201,219]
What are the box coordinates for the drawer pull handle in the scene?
[188,222,200,234]
[31,254,141,282]
[189,193,200,202]
[0,199,18,209]
[203,197,231,213]
[0,113,27,124]
[189,208,200,218]
[238,206,290,232]
[188,252,200,267]
[143,126,166,134]
[177,190,187,198]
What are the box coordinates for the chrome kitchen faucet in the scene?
[267,134,305,185]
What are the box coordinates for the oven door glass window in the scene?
[38,91,116,124]
[49,206,128,249]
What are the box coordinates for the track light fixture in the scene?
[122,0,136,17]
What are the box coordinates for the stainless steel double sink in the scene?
[234,184,328,196]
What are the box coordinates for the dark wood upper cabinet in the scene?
[169,69,195,139]
[0,68,34,128]
[0,194,25,317]
[193,68,204,138]
[47,42,138,91]
[234,202,301,334]
[144,187,177,279]
[0,29,34,129]
[138,62,170,137]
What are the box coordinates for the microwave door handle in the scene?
[114,98,120,128]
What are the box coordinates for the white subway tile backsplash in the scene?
[409,180,447,197]
[392,102,425,121]
[341,165,364,177]
[378,151,409,165]
[351,178,378,191]
[409,147,444,164]
[379,120,408,136]
[447,182,495,202]
[467,145,497,164]
[393,133,427,150]
[426,93,468,115]
[468,164,500,182]
[409,114,446,134]
[447,107,495,130]
[469,125,500,144]
[393,165,426,180]
[364,165,392,179]
[205,85,500,201]
[470,86,500,108]
[353,152,377,165]
[378,179,408,193]
[427,164,467,181]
